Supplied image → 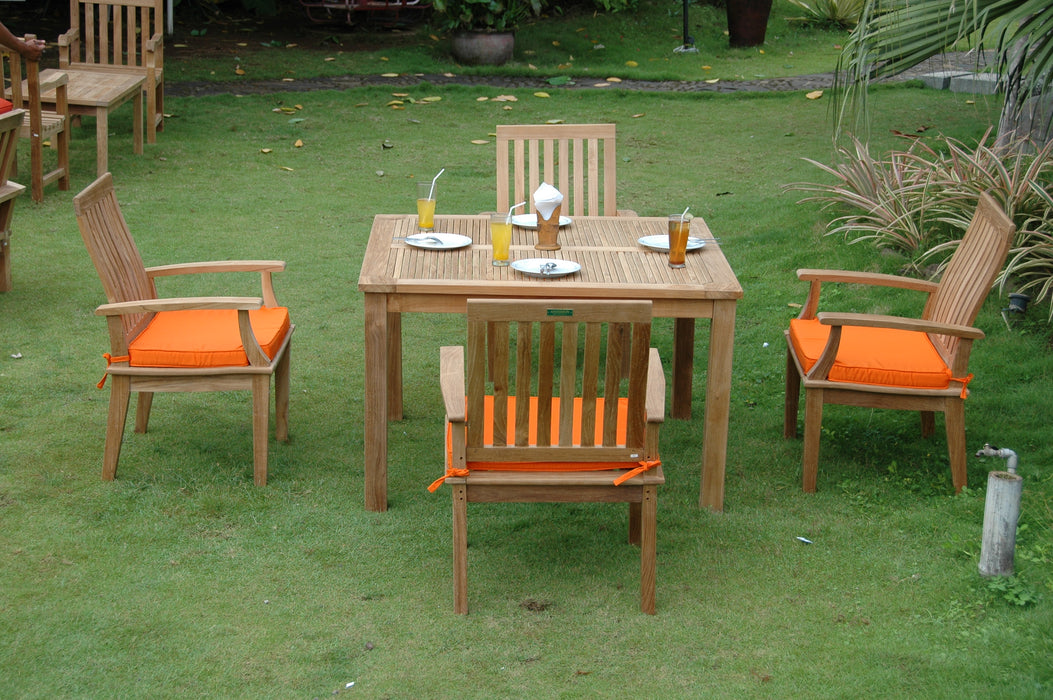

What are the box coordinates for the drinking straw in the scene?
[507,201,527,223]
[428,168,445,200]
[680,206,690,222]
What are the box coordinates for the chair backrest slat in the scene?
[925,192,1015,357]
[67,0,163,70]
[73,173,156,340]
[496,124,619,217]
[466,299,652,462]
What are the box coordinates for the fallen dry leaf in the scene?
[705,78,719,84]
[385,100,404,106]
[324,57,335,62]
[471,139,489,145]
[476,96,489,102]
[420,96,442,103]
[294,139,304,148]
[260,148,273,154]
[625,60,638,67]
[805,90,823,100]
[381,72,399,77]
[278,166,294,171]
[393,92,410,97]
[534,92,550,98]
[606,77,622,83]
[234,67,246,75]
[594,82,610,88]
[546,119,564,124]
[631,113,645,118]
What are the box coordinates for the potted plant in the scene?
[726,0,773,47]
[431,0,545,65]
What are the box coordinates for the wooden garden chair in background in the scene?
[59,0,165,143]
[0,109,26,291]
[73,173,294,485]
[1,43,70,202]
[496,123,636,217]
[784,192,1016,494]
[433,299,665,614]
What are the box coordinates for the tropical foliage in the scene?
[787,131,1053,316]
[834,0,1053,142]
[430,0,547,32]
[786,0,864,27]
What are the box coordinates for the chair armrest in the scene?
[94,296,263,316]
[817,312,985,339]
[146,261,286,307]
[145,33,163,53]
[145,260,286,277]
[38,71,69,92]
[440,346,465,422]
[795,269,939,319]
[645,347,665,423]
[58,28,78,47]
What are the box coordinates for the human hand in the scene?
[19,36,46,62]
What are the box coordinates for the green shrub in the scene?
[785,0,864,27]
[786,131,1053,317]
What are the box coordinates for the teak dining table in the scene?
[358,214,743,513]
[38,68,144,177]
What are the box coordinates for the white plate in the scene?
[510,258,582,279]
[403,233,472,250]
[510,214,573,229]
[637,235,706,252]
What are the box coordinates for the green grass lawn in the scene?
[0,6,1051,697]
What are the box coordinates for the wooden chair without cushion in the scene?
[1,43,70,202]
[784,192,1016,493]
[496,123,636,217]
[73,173,294,485]
[59,0,165,143]
[433,299,665,614]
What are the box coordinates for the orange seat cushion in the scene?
[448,395,646,472]
[0,99,12,115]
[789,318,951,389]
[128,307,290,368]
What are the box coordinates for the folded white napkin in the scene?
[533,182,564,220]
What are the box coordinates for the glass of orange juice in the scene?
[490,213,513,266]
[667,214,691,268]
[416,181,437,232]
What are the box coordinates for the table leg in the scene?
[387,311,403,421]
[364,293,389,512]
[672,317,696,419]
[94,108,109,176]
[700,300,736,512]
[132,90,143,156]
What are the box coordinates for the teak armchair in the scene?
[784,192,1016,493]
[59,0,164,143]
[496,123,636,217]
[0,109,26,292]
[0,44,71,202]
[433,299,665,614]
[73,173,294,485]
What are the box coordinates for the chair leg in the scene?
[102,376,131,480]
[0,232,11,293]
[134,392,153,433]
[275,346,291,443]
[784,349,801,439]
[802,388,824,493]
[945,401,967,494]
[57,126,70,191]
[453,483,468,614]
[628,501,641,545]
[252,375,271,486]
[920,411,935,439]
[640,484,657,615]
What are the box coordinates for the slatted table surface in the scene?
[359,214,743,512]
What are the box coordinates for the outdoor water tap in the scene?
[975,443,1018,475]
[975,443,1023,577]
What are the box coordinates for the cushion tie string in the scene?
[428,468,469,493]
[950,373,974,400]
[96,353,130,389]
[613,459,662,486]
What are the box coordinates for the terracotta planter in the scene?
[726,0,773,48]
[451,31,515,66]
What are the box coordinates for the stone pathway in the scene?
[168,51,995,98]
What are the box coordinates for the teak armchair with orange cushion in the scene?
[496,123,636,217]
[433,299,665,614]
[59,0,165,143]
[0,44,71,202]
[73,173,294,485]
[0,109,26,292]
[784,192,1016,493]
